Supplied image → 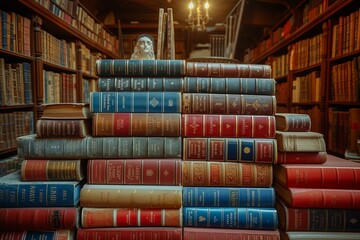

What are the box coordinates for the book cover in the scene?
[183,138,277,163]
[276,200,360,231]
[275,113,311,131]
[275,131,326,152]
[21,159,86,181]
[95,59,186,77]
[41,103,92,119]
[182,114,275,138]
[182,161,273,187]
[87,159,181,185]
[77,227,182,240]
[36,119,92,138]
[0,171,82,207]
[0,230,74,240]
[274,181,360,209]
[97,77,183,92]
[182,93,276,115]
[280,231,360,240]
[90,91,181,113]
[17,134,182,159]
[183,77,276,95]
[182,186,275,207]
[92,113,181,137]
[274,154,360,188]
[80,184,182,208]
[81,207,182,228]
[185,62,272,78]
[0,208,78,230]
[183,207,278,230]
[183,227,280,240]
[275,151,327,164]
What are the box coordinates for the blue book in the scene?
[22,62,33,104]
[183,187,276,207]
[0,230,74,240]
[95,59,186,77]
[183,207,278,230]
[90,92,181,113]
[0,170,83,207]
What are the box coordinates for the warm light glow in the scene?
[204,1,209,9]
[189,1,194,9]
[187,0,210,31]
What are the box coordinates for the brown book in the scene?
[275,113,311,132]
[182,161,273,187]
[348,108,360,153]
[21,159,86,181]
[182,93,276,115]
[92,113,181,137]
[275,131,326,152]
[36,119,91,138]
[274,154,360,189]
[186,62,272,78]
[41,103,92,119]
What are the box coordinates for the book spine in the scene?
[17,135,182,159]
[183,207,278,230]
[278,205,360,231]
[97,77,183,92]
[275,151,327,164]
[21,159,83,181]
[0,208,77,230]
[0,230,73,240]
[182,187,276,207]
[182,93,276,115]
[80,186,182,208]
[90,92,181,113]
[81,208,182,228]
[183,77,276,95]
[77,227,183,240]
[36,119,88,138]
[182,114,276,138]
[0,182,78,207]
[182,161,273,187]
[279,115,311,131]
[185,62,272,78]
[183,138,277,163]
[95,59,185,77]
[87,159,181,185]
[92,113,181,137]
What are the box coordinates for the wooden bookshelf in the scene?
[242,0,360,157]
[0,0,119,158]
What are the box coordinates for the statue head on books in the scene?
[130,34,155,60]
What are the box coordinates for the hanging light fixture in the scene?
[187,0,210,31]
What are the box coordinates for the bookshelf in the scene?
[241,0,360,157]
[0,0,119,158]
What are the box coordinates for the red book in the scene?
[81,208,182,228]
[0,208,78,230]
[185,62,272,78]
[182,114,275,138]
[275,151,327,164]
[183,227,280,240]
[0,230,73,240]
[274,181,360,209]
[77,227,182,240]
[182,161,273,187]
[274,154,360,188]
[87,159,181,185]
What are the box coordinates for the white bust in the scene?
[130,34,155,60]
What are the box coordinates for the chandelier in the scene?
[187,0,210,31]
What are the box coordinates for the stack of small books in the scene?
[0,102,92,239]
[273,113,360,240]
[76,59,185,239]
[181,60,280,239]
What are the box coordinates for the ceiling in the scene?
[81,0,301,59]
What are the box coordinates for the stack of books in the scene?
[0,103,91,239]
[273,113,360,239]
[76,59,185,239]
[181,60,280,239]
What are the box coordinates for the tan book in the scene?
[275,131,326,152]
[41,103,92,119]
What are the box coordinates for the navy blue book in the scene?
[183,207,278,230]
[0,170,83,207]
[183,187,276,207]
[90,92,181,113]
